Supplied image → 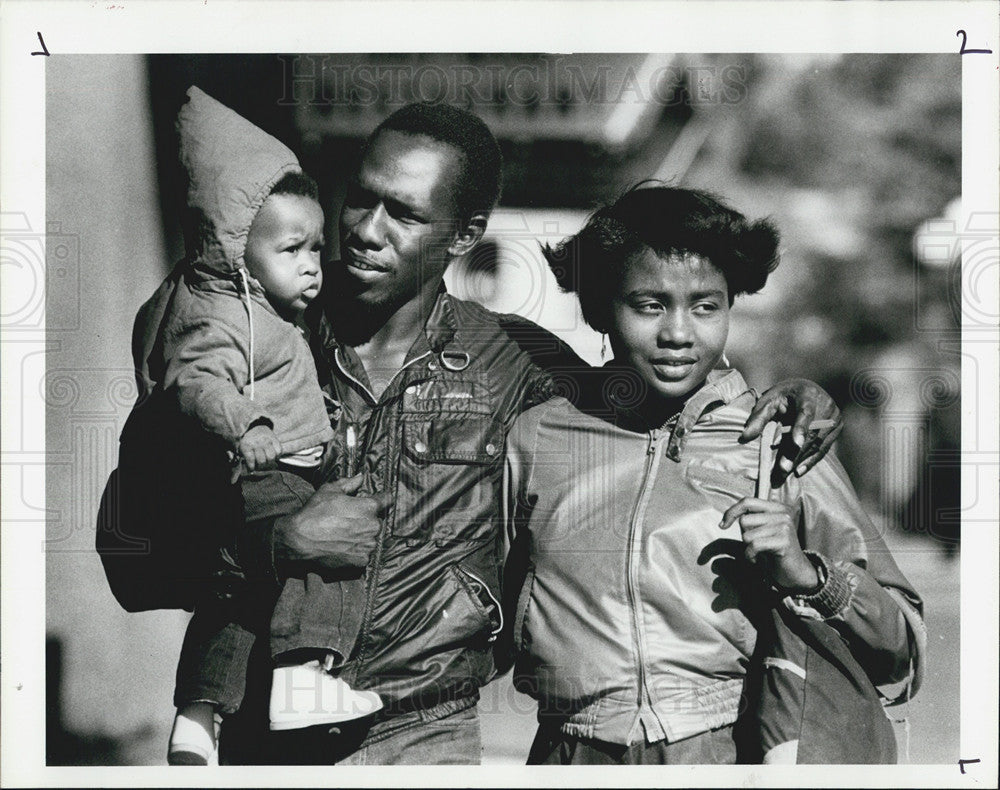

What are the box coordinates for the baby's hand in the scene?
[719,497,819,593]
[238,424,282,472]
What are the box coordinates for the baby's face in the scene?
[244,193,324,319]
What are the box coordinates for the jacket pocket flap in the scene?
[403,416,502,465]
[684,462,756,501]
[401,379,494,416]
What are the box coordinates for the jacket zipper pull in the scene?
[345,424,359,477]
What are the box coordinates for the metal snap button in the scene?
[405,385,416,395]
[414,440,428,454]
[484,442,497,456]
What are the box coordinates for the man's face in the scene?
[336,130,463,312]
[609,248,730,406]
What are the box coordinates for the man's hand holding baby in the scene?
[273,475,384,574]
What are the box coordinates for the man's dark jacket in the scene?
[233,289,586,714]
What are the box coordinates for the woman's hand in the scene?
[719,497,820,593]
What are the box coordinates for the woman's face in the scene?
[608,247,730,406]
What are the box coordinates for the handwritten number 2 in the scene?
[31,31,49,56]
[956,29,993,55]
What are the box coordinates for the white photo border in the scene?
[1,1,997,787]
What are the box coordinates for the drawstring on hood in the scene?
[237,267,256,400]
[172,86,305,399]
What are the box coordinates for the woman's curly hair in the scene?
[542,184,780,332]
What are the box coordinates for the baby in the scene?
[159,87,380,765]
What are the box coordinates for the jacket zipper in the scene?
[624,428,664,737]
[343,347,434,675]
[334,346,432,405]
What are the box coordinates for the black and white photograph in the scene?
[1,1,997,786]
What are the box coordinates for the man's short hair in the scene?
[370,103,503,225]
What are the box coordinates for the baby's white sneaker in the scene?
[168,702,220,765]
[269,662,383,731]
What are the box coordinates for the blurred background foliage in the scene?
[151,51,961,549]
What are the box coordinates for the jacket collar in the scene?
[605,366,750,459]
[315,284,471,393]
[184,261,281,317]
[664,368,751,461]
[316,283,462,348]
[423,286,460,353]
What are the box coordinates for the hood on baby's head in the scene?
[176,85,302,277]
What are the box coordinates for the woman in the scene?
[503,185,924,764]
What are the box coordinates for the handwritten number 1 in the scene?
[31,31,49,56]
[957,29,993,55]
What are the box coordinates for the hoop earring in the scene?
[601,334,609,362]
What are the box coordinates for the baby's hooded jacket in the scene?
[132,86,333,453]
